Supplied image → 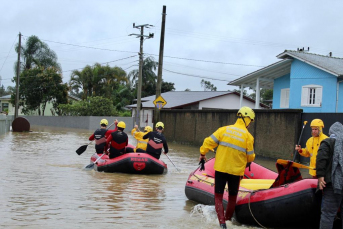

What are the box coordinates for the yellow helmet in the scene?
[100,119,108,126]
[117,121,126,129]
[144,126,152,132]
[237,106,255,121]
[156,122,164,129]
[311,119,324,128]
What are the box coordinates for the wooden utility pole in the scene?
[129,24,154,128]
[15,32,21,119]
[154,5,167,125]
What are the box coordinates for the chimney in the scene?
[308,47,310,51]
[329,52,332,57]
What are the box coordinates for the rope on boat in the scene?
[248,190,268,229]
[192,173,269,228]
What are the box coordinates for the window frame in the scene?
[301,85,322,107]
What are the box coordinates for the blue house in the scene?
[228,50,343,112]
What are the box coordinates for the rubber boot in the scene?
[225,195,238,221]
[215,193,226,227]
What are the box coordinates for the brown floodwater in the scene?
[0,125,310,229]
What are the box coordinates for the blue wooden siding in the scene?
[289,59,337,112]
[272,73,290,109]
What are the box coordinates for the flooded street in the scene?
[0,125,301,229]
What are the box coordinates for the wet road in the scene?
[0,125,307,229]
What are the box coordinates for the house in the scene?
[0,94,81,116]
[126,91,268,127]
[228,49,343,112]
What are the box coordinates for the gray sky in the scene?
[1,0,343,93]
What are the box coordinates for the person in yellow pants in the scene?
[199,107,255,229]
[295,119,328,178]
[127,125,152,153]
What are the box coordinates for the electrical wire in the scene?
[0,35,17,73]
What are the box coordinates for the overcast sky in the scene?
[1,0,343,93]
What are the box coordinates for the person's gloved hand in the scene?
[199,158,205,171]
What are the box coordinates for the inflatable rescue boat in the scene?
[185,158,322,228]
[90,145,168,174]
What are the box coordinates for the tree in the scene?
[0,85,11,97]
[200,79,217,91]
[161,81,175,93]
[14,35,61,74]
[70,64,128,100]
[58,96,117,116]
[185,88,191,91]
[248,89,273,103]
[13,67,68,116]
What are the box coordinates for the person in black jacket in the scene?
[143,121,168,159]
[106,121,128,159]
[316,122,343,229]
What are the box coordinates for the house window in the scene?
[280,88,290,108]
[2,103,9,111]
[301,85,322,107]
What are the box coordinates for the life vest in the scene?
[271,161,302,188]
[145,131,167,155]
[94,128,107,151]
[109,131,128,153]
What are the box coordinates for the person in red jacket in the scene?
[89,119,118,154]
[106,121,128,159]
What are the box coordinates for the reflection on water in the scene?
[0,125,287,228]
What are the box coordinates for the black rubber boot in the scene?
[220,223,227,229]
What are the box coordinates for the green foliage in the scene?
[233,87,248,96]
[248,89,273,103]
[58,96,119,116]
[200,79,217,91]
[14,35,61,74]
[13,67,68,116]
[0,85,11,97]
[128,56,175,97]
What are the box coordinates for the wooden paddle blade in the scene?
[83,163,95,171]
[76,145,88,155]
[277,159,315,170]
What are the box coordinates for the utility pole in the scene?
[15,32,21,119]
[129,24,154,128]
[154,5,167,124]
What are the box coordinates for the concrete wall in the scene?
[23,116,134,130]
[160,109,303,160]
[0,115,12,135]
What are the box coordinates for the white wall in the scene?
[132,108,154,129]
[199,94,264,109]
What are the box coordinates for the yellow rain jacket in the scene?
[131,128,148,151]
[299,129,328,176]
[200,119,255,176]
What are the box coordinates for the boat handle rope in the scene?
[248,190,268,229]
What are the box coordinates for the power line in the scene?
[0,35,17,73]
[22,35,264,67]
[163,68,236,82]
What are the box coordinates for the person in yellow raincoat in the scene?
[199,106,255,229]
[127,125,152,153]
[295,119,328,178]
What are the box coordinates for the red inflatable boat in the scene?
[90,144,168,174]
[185,158,322,228]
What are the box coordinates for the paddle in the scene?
[83,153,106,171]
[277,159,315,170]
[76,122,115,155]
[292,121,308,161]
[165,153,181,172]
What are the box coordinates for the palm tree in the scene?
[14,35,61,74]
[128,56,158,97]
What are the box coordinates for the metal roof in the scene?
[228,59,292,89]
[0,95,11,99]
[126,91,234,109]
[228,50,343,89]
[277,50,343,76]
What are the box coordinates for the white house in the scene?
[126,91,268,127]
